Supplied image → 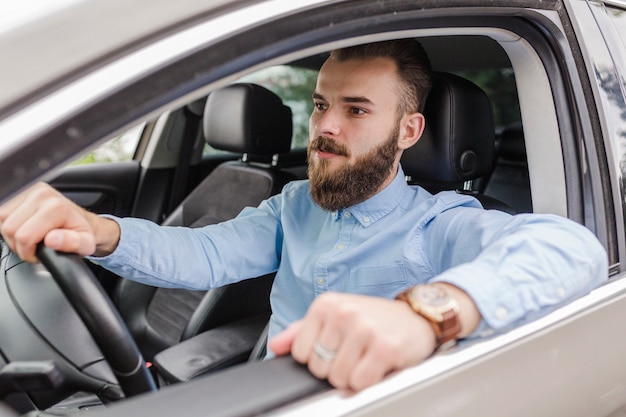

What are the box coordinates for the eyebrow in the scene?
[313,92,374,105]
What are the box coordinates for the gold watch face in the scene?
[413,285,450,307]
[408,285,456,322]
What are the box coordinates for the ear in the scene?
[397,112,425,150]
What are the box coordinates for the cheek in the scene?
[308,117,316,138]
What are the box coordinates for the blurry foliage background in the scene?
[74,65,519,164]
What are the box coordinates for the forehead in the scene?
[316,56,401,107]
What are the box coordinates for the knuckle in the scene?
[13,228,35,247]
[307,362,327,379]
[350,374,374,391]
[309,293,339,316]
[327,371,347,389]
[0,220,15,237]
[290,345,307,363]
[41,196,67,213]
[334,303,357,320]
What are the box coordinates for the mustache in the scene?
[309,136,349,157]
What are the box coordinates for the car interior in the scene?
[0,28,574,414]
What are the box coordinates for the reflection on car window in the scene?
[71,123,144,164]
[203,65,318,157]
[607,5,626,48]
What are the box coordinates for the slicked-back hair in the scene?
[330,39,432,114]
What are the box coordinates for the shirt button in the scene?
[480,329,495,337]
[316,277,325,285]
[363,216,370,223]
[556,287,566,297]
[495,307,508,321]
[336,244,345,250]
[343,212,351,219]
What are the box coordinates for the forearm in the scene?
[433,213,607,334]
[90,210,281,290]
[432,282,481,339]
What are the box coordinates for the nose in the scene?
[310,106,341,137]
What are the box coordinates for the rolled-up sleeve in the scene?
[425,209,607,336]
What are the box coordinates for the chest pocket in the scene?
[346,263,408,298]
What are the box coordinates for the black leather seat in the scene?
[482,123,532,213]
[401,72,515,213]
[114,83,297,361]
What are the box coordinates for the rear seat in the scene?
[481,123,532,213]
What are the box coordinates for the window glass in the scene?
[607,5,626,47]
[71,123,144,164]
[455,68,521,131]
[204,65,521,150]
[203,65,318,156]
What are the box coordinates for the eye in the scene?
[349,107,366,115]
[314,101,328,111]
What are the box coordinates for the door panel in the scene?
[50,161,141,217]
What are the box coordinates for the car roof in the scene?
[0,0,237,114]
[0,0,515,118]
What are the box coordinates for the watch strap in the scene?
[396,285,461,350]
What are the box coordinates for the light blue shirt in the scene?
[93,167,607,344]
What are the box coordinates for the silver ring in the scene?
[314,341,336,362]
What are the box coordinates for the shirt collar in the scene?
[338,166,410,227]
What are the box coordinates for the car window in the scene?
[71,122,144,164]
[455,68,521,131]
[607,5,626,48]
[202,65,318,157]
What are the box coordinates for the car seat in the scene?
[114,83,297,361]
[401,71,515,213]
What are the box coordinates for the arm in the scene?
[270,209,607,392]
[0,182,283,290]
[427,209,607,334]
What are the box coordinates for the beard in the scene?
[307,126,400,212]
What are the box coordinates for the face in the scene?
[307,56,423,211]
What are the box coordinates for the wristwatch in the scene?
[396,284,461,350]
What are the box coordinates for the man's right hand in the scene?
[0,182,120,262]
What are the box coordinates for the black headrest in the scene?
[401,72,495,189]
[203,83,293,156]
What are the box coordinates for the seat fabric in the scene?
[114,83,296,360]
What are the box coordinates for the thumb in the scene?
[44,229,96,257]
[268,320,303,357]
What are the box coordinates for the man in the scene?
[0,39,607,392]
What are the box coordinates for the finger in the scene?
[325,322,369,389]
[290,297,329,363]
[0,182,45,222]
[307,316,343,380]
[12,196,94,262]
[1,184,66,260]
[44,229,96,257]
[268,320,303,357]
[0,187,46,252]
[11,198,78,261]
[347,342,394,391]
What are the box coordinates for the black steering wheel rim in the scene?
[36,245,156,397]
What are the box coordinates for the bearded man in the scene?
[0,39,606,392]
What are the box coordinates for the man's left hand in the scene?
[269,292,438,391]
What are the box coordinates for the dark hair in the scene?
[330,39,432,113]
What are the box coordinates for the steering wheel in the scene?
[36,245,156,397]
